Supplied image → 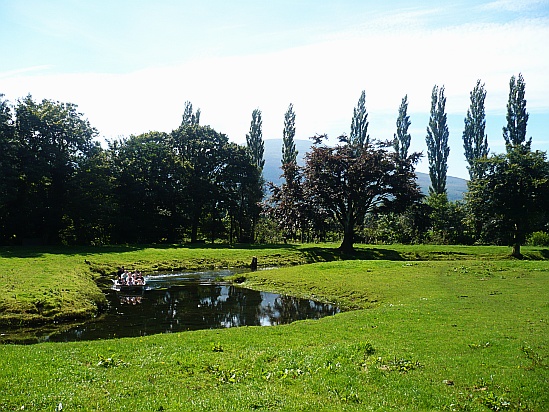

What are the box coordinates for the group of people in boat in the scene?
[116,266,145,286]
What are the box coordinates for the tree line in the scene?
[1,73,548,256]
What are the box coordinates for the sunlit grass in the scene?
[1,245,548,410]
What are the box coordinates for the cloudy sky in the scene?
[1,0,548,179]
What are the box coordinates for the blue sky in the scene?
[1,0,549,179]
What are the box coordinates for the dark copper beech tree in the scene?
[303,134,422,252]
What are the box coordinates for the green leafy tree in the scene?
[218,143,263,243]
[266,162,311,242]
[246,108,265,170]
[0,94,18,244]
[268,103,309,241]
[171,124,229,243]
[111,132,184,243]
[282,103,297,167]
[426,85,450,195]
[425,193,469,245]
[181,100,201,126]
[463,80,489,180]
[304,135,421,252]
[13,95,98,244]
[350,90,369,150]
[468,73,547,257]
[467,149,549,257]
[393,94,411,161]
[503,73,530,152]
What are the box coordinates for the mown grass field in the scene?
[1,244,548,411]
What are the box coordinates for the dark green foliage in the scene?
[426,85,450,195]
[13,95,98,244]
[0,94,18,243]
[463,80,489,180]
[393,95,411,161]
[246,108,265,170]
[425,193,470,245]
[110,131,184,243]
[181,100,200,125]
[467,149,549,257]
[350,90,369,150]
[266,162,311,242]
[503,73,530,151]
[282,103,297,166]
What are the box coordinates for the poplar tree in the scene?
[282,103,297,166]
[246,108,265,170]
[350,90,369,151]
[426,85,450,195]
[181,101,201,126]
[503,73,530,152]
[393,95,411,161]
[463,80,489,180]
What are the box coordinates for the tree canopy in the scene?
[503,73,530,151]
[463,80,489,180]
[426,85,450,195]
[304,135,421,252]
[350,90,369,151]
[393,94,411,161]
[246,108,265,171]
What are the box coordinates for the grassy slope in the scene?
[1,243,520,327]
[0,245,548,411]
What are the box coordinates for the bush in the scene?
[528,231,549,246]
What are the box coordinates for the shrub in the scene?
[528,231,549,246]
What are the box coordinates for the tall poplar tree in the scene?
[463,80,489,180]
[181,101,201,126]
[503,73,530,152]
[426,85,450,195]
[350,90,369,150]
[393,95,411,161]
[282,103,297,166]
[246,108,265,170]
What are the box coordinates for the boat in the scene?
[112,279,147,294]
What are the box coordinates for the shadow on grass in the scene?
[299,246,406,263]
[0,243,301,259]
[0,244,149,258]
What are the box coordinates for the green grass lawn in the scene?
[1,244,548,411]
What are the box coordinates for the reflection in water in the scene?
[3,271,340,344]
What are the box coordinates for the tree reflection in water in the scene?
[15,272,340,343]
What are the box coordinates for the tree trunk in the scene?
[511,242,522,258]
[511,223,522,258]
[190,214,199,243]
[339,215,355,253]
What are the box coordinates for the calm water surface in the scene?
[3,270,340,344]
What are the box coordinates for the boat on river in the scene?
[112,280,146,294]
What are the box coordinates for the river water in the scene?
[2,269,340,344]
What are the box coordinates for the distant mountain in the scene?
[262,139,468,201]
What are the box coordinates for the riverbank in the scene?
[1,247,548,410]
[1,243,541,327]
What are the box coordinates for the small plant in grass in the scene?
[211,342,223,352]
[481,391,511,411]
[97,354,126,368]
[468,341,491,350]
[206,365,247,384]
[520,344,544,368]
[331,386,361,404]
[376,356,423,373]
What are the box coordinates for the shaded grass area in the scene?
[1,258,548,411]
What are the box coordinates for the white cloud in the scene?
[480,0,549,12]
[2,9,548,179]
